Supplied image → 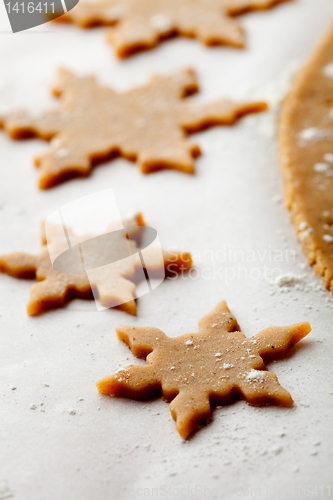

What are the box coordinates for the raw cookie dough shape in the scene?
[0,68,267,189]
[97,301,311,438]
[0,213,192,316]
[279,23,333,293]
[57,0,292,58]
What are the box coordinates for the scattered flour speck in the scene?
[324,153,333,163]
[323,62,333,79]
[246,370,266,382]
[314,162,329,173]
[299,127,326,142]
[274,273,304,288]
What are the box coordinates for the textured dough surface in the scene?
[0,213,192,316]
[279,23,333,293]
[97,301,311,438]
[0,68,266,189]
[57,0,291,57]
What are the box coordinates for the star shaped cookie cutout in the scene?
[57,0,291,57]
[0,213,192,316]
[0,68,266,189]
[97,301,311,438]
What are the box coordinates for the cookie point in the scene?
[257,101,269,112]
[283,392,294,407]
[115,300,137,316]
[27,302,40,316]
[135,212,145,227]
[38,176,51,190]
[115,326,131,345]
[96,376,115,395]
[292,322,311,344]
[182,252,193,270]
[177,425,191,440]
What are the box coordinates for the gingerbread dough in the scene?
[0,68,266,189]
[57,0,291,58]
[97,301,311,438]
[0,214,192,316]
[279,23,333,293]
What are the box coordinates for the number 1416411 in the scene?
[6,2,55,13]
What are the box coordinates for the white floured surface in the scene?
[0,1,333,499]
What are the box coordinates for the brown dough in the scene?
[279,22,333,292]
[57,0,292,57]
[0,68,266,189]
[0,213,192,316]
[97,300,311,438]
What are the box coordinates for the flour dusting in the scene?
[238,60,300,138]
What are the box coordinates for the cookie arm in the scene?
[97,365,161,398]
[138,142,197,175]
[89,269,138,316]
[238,370,293,406]
[1,69,82,142]
[180,100,267,133]
[169,390,212,439]
[141,248,192,278]
[27,278,72,315]
[1,109,64,141]
[176,6,245,48]
[55,1,122,28]
[252,322,311,362]
[0,253,38,279]
[106,17,159,58]
[163,250,192,276]
[198,301,241,335]
[116,326,167,358]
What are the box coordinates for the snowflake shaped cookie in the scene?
[0,213,192,316]
[58,0,291,57]
[97,300,311,438]
[0,68,266,188]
